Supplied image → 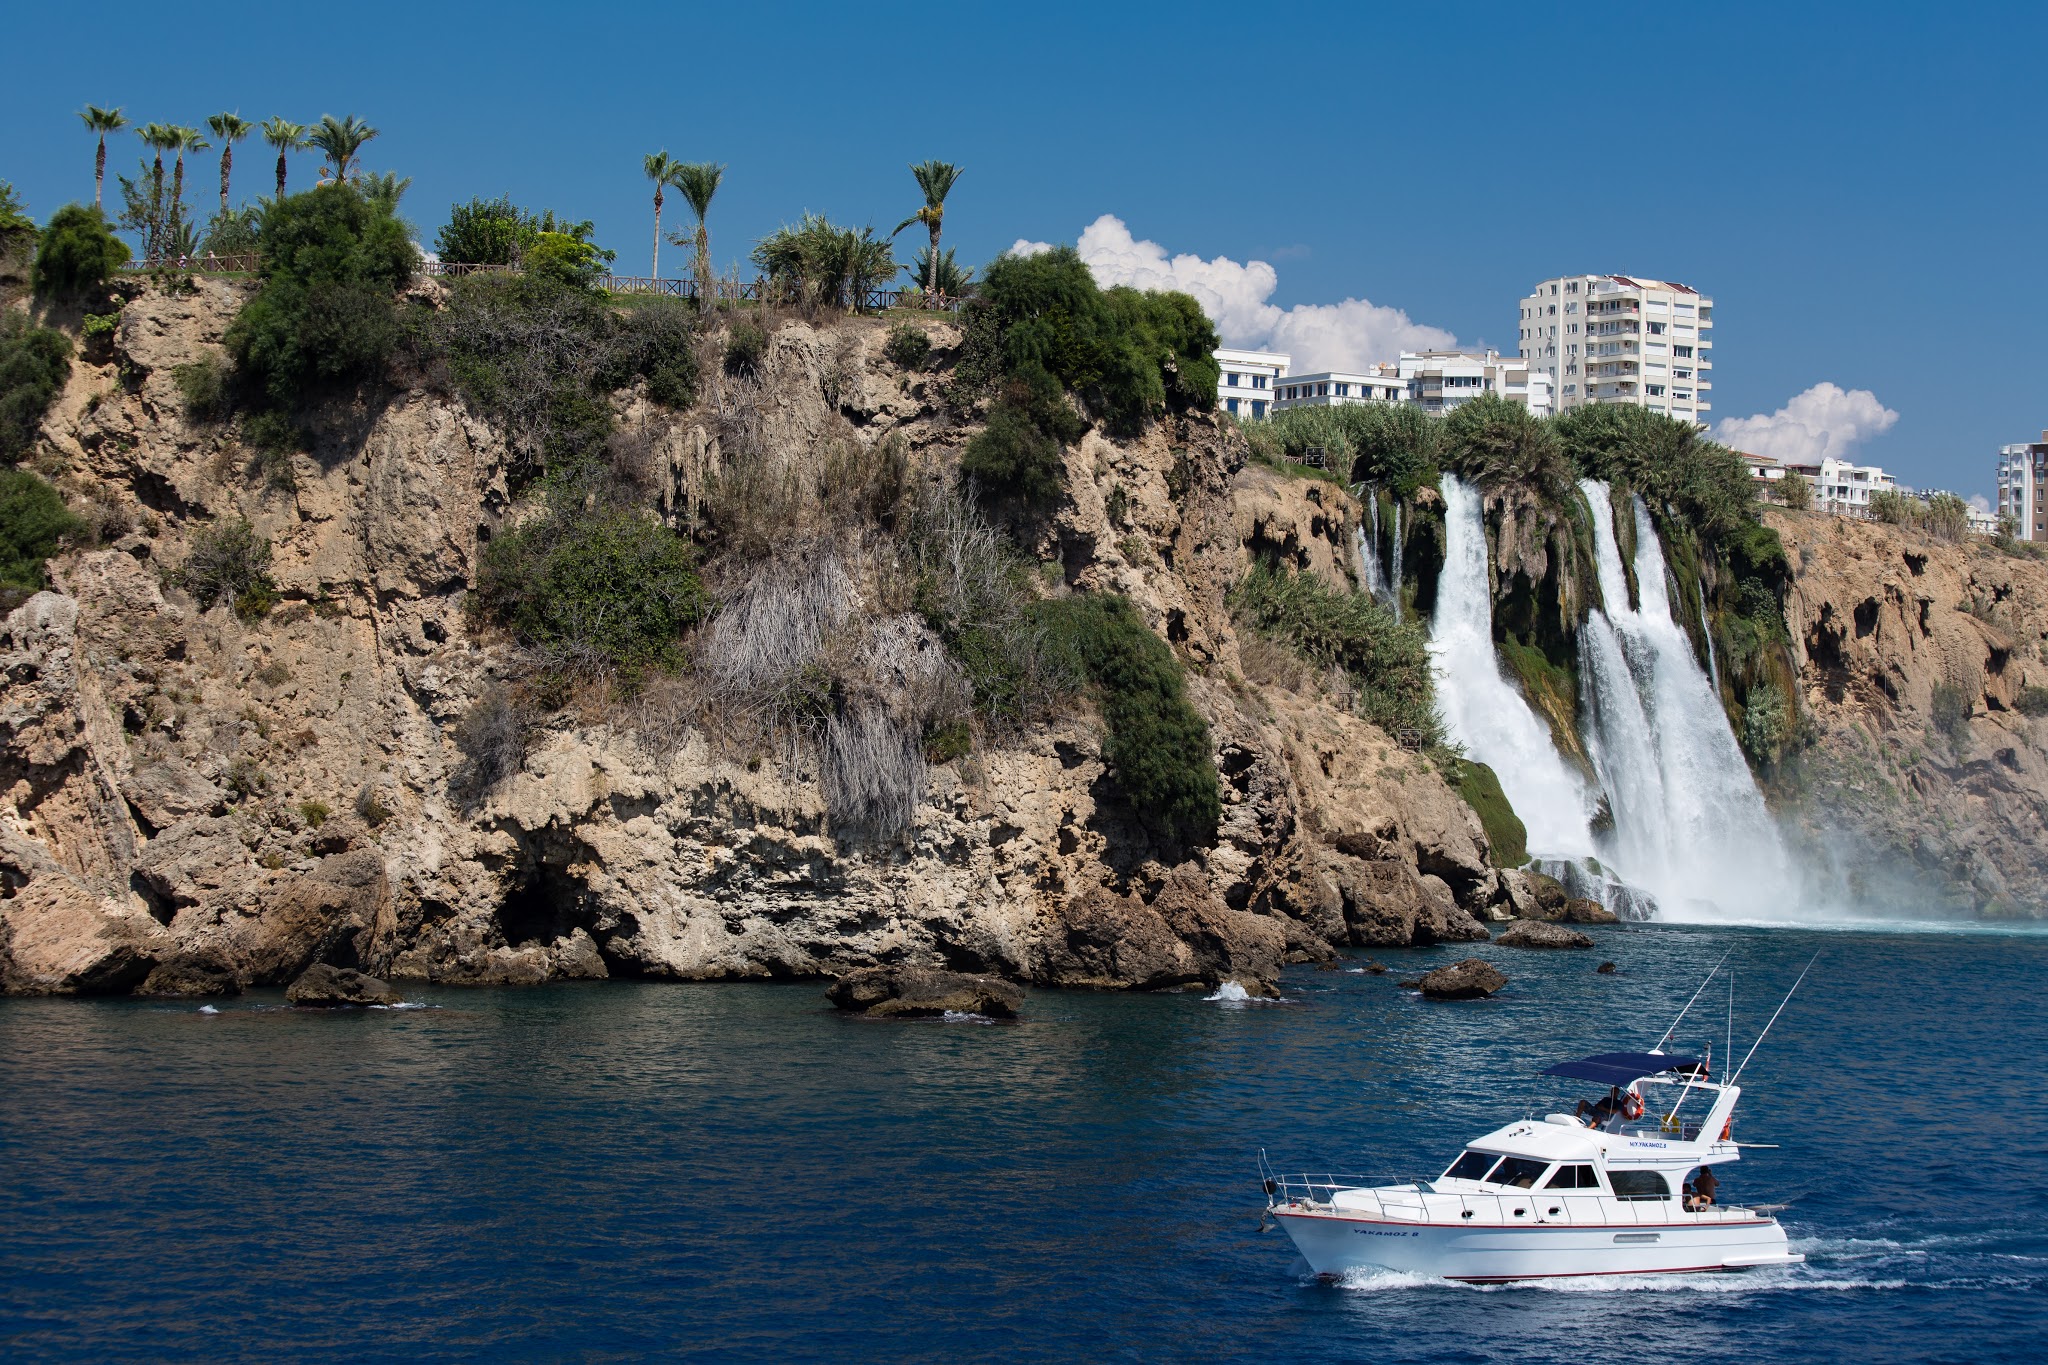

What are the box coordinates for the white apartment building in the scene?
[1271,365,1406,411]
[1518,275,1712,424]
[1785,457,1895,518]
[1397,350,1554,418]
[1216,347,1288,420]
[1997,431,2048,541]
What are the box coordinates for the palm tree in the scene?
[642,151,678,279]
[261,118,308,197]
[169,126,209,223]
[79,105,127,210]
[893,160,963,297]
[206,113,254,213]
[669,161,723,311]
[138,123,177,258]
[308,114,378,184]
[359,171,411,212]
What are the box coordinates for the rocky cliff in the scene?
[1768,509,2048,916]
[1,280,1513,996]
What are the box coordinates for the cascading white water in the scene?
[1354,487,1388,604]
[1430,477,1596,858]
[1576,479,1796,920]
[1697,576,1721,692]
[1389,501,1404,622]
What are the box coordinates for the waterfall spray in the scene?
[1354,486,1388,603]
[1389,501,1404,623]
[1698,576,1721,692]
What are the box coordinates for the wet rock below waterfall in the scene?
[1418,959,1507,999]
[1497,921,1595,950]
[1560,898,1619,924]
[286,963,404,1007]
[827,966,1024,1019]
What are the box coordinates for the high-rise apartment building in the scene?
[1517,275,1712,424]
[1996,432,2048,541]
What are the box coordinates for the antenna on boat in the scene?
[1652,950,1732,1053]
[1729,953,1820,1085]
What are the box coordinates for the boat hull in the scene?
[1274,1208,1803,1282]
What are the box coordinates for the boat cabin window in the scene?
[1491,1157,1548,1189]
[1545,1163,1600,1189]
[1609,1170,1672,1201]
[1443,1151,1501,1182]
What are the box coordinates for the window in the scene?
[1564,384,1577,394]
[1608,1170,1671,1201]
[1444,1151,1501,1182]
[1226,373,1240,387]
[1545,1164,1600,1189]
[1646,384,1666,396]
[1225,398,1240,415]
[1648,322,1666,335]
[1565,301,1578,313]
[1252,400,1266,418]
[1256,375,1267,388]
[1674,345,1693,358]
[1492,1157,1549,1189]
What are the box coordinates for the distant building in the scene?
[1741,452,1785,485]
[1216,347,1288,419]
[1518,275,1712,424]
[1271,364,1406,411]
[1967,505,2000,537]
[1997,431,2048,541]
[1784,457,1895,518]
[1396,350,1553,417]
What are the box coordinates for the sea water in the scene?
[2,923,2043,1363]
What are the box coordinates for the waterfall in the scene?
[1697,576,1721,692]
[1389,501,1404,623]
[1430,477,1596,859]
[1576,480,1795,920]
[1354,486,1388,604]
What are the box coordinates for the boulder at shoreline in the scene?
[1418,959,1507,999]
[827,966,1024,1019]
[1560,898,1619,924]
[286,963,404,1007]
[1498,921,1596,950]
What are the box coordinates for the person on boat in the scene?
[1684,1166,1719,1211]
[1577,1086,1623,1128]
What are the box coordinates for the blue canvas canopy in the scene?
[1543,1053,1704,1088]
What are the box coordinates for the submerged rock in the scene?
[1597,961,1619,974]
[1497,921,1595,950]
[1418,959,1507,999]
[827,966,1024,1019]
[286,963,404,1007]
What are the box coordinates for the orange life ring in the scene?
[1621,1090,1644,1121]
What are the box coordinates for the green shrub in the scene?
[475,506,706,679]
[1555,403,1755,535]
[1442,392,1571,495]
[753,213,897,311]
[1037,593,1219,847]
[0,315,73,463]
[1740,680,1793,764]
[0,469,84,591]
[1228,561,1445,746]
[434,196,533,265]
[2014,685,2048,718]
[32,204,130,298]
[1872,488,1969,541]
[1930,681,1973,747]
[171,517,277,621]
[225,183,417,408]
[0,181,33,257]
[199,206,262,258]
[1777,470,1812,511]
[884,320,932,369]
[1450,759,1527,866]
[724,319,767,376]
[525,230,602,288]
[297,800,330,828]
[174,356,229,422]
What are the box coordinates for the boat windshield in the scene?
[1442,1151,1500,1182]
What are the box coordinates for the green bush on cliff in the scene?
[1036,593,1219,847]
[1442,393,1572,497]
[31,205,130,299]
[226,183,418,407]
[1740,680,1793,764]
[1556,404,1756,535]
[1228,561,1445,747]
[0,468,84,592]
[475,505,706,680]
[961,366,1085,502]
[1449,759,1528,867]
[171,516,277,621]
[1,315,73,464]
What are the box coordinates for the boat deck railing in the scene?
[1268,1175,1769,1227]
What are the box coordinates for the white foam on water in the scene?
[939,1010,995,1024]
[197,1005,219,1015]
[1205,981,1253,1003]
[368,1001,431,1010]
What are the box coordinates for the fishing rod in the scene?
[1730,953,1821,1085]
[1651,949,1732,1054]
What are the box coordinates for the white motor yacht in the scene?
[1266,1049,1802,1282]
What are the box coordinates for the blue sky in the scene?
[5,1,2042,499]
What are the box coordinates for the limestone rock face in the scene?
[1497,920,1595,950]
[1771,510,2048,917]
[826,965,1024,1019]
[1419,958,1507,999]
[0,284,1556,997]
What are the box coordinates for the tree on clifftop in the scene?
[207,113,254,214]
[669,162,724,312]
[78,106,128,210]
[894,160,962,298]
[642,151,677,279]
[262,118,308,198]
[308,114,377,184]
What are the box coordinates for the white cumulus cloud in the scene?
[1008,215,1453,373]
[1712,383,1899,464]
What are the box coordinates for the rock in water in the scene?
[826,966,1024,1019]
[138,955,243,998]
[1419,959,1507,999]
[286,963,404,1007]
[1561,898,1620,924]
[1497,920,1596,950]
[1597,961,1619,974]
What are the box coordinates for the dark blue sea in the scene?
[3,922,2043,1363]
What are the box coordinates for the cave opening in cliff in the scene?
[497,861,593,950]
